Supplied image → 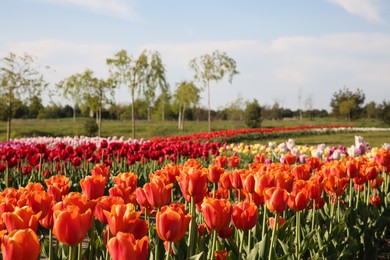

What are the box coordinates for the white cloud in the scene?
[326,0,382,22]
[30,0,138,20]
[2,33,390,110]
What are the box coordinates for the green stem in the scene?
[356,186,360,210]
[337,199,340,223]
[296,211,301,258]
[165,242,171,260]
[247,229,251,256]
[268,212,279,260]
[238,229,244,259]
[105,228,111,260]
[329,200,334,234]
[349,179,353,208]
[187,196,197,257]
[261,204,267,240]
[89,221,95,260]
[48,229,53,260]
[78,243,82,260]
[69,244,77,260]
[311,200,316,231]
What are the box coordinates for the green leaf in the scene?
[188,251,203,260]
[247,234,269,260]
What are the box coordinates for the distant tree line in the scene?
[2,52,390,141]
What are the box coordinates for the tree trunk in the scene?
[73,103,76,123]
[181,104,186,130]
[178,105,181,130]
[7,88,12,141]
[207,80,211,132]
[7,117,11,141]
[131,87,135,139]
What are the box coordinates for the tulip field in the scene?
[0,125,389,259]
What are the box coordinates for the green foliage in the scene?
[330,86,365,119]
[244,99,262,128]
[84,118,99,137]
[378,100,390,126]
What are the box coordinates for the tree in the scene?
[189,50,239,132]
[143,51,168,121]
[107,49,162,139]
[330,86,365,119]
[339,99,356,121]
[57,73,83,123]
[378,101,390,126]
[174,81,200,130]
[0,52,47,141]
[244,99,262,128]
[28,95,44,118]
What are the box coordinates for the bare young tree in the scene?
[0,52,47,141]
[189,50,239,132]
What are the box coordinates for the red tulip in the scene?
[107,232,148,260]
[156,203,191,243]
[103,203,148,239]
[264,187,289,213]
[201,197,232,232]
[3,206,41,233]
[177,166,208,203]
[1,228,40,260]
[231,202,258,230]
[80,174,107,200]
[94,196,124,225]
[45,175,70,202]
[143,178,173,209]
[53,205,94,246]
[269,216,286,230]
[227,155,240,168]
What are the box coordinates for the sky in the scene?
[1,0,390,112]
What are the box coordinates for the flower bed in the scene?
[0,135,389,259]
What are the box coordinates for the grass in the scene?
[0,117,389,147]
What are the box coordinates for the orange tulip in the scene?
[143,178,173,209]
[18,190,53,219]
[94,196,124,225]
[269,216,286,230]
[45,175,70,202]
[103,203,148,239]
[243,173,256,194]
[227,155,240,168]
[254,173,276,196]
[305,157,321,171]
[370,195,381,206]
[80,174,107,200]
[264,187,289,213]
[288,189,309,211]
[39,200,55,229]
[113,172,138,194]
[177,166,208,203]
[214,249,228,260]
[284,153,297,166]
[3,206,41,233]
[110,172,138,204]
[91,163,111,181]
[324,175,349,197]
[156,203,192,243]
[201,197,232,232]
[1,228,40,260]
[292,164,311,181]
[231,202,258,230]
[107,232,148,260]
[53,205,94,245]
[375,147,390,169]
[208,165,225,183]
[213,155,227,168]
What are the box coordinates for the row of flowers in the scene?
[5,125,356,148]
[0,144,389,259]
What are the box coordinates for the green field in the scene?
[0,117,389,147]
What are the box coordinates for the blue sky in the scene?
[1,0,390,111]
